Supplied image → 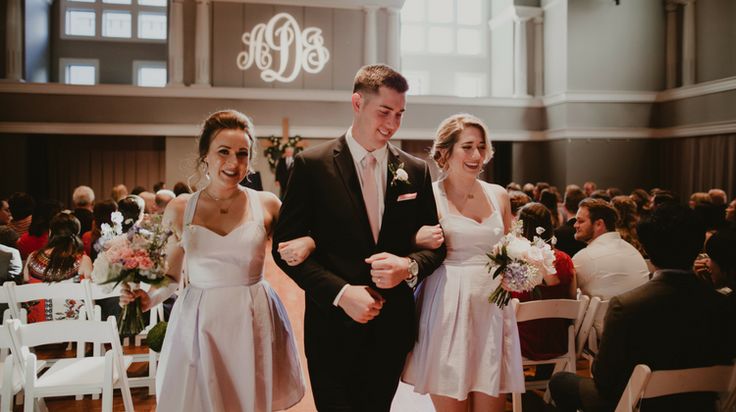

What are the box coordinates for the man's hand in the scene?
[365,252,410,289]
[337,285,384,323]
[414,224,444,250]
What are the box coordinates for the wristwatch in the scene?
[405,258,419,288]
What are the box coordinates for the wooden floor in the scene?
[29,244,588,411]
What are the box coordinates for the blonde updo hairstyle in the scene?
[430,113,493,171]
[190,110,257,190]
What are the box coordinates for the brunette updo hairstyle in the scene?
[430,113,493,171]
[518,202,554,242]
[117,195,145,233]
[196,110,257,176]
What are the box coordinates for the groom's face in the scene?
[353,86,406,151]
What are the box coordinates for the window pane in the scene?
[68,0,95,3]
[138,67,167,87]
[102,10,132,38]
[138,0,167,6]
[457,0,482,25]
[66,65,96,85]
[401,24,425,53]
[138,12,167,39]
[404,71,430,95]
[401,0,425,23]
[455,73,485,97]
[427,27,453,54]
[65,9,95,36]
[457,28,482,55]
[428,0,453,23]
[102,0,131,4]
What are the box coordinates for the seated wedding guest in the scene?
[7,192,35,237]
[17,200,63,260]
[533,181,550,201]
[71,185,95,235]
[111,184,128,202]
[606,187,622,198]
[540,189,562,228]
[650,189,677,210]
[726,198,736,227]
[694,228,736,301]
[172,181,191,197]
[131,186,146,196]
[81,199,118,259]
[23,212,92,323]
[549,202,736,412]
[0,198,11,226]
[611,195,645,256]
[522,183,535,200]
[589,189,610,202]
[153,181,166,193]
[583,181,596,197]
[509,190,531,217]
[629,188,651,218]
[513,203,576,379]
[154,189,176,214]
[139,191,156,214]
[506,182,522,192]
[689,191,711,208]
[573,199,649,299]
[708,188,727,206]
[555,186,586,258]
[694,201,726,242]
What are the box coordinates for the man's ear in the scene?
[351,92,363,113]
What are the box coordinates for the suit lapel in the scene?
[333,136,375,247]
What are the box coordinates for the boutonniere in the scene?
[389,162,411,187]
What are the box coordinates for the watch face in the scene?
[409,260,419,276]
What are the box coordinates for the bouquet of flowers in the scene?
[91,212,172,336]
[487,220,557,307]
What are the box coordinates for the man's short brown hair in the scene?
[579,198,618,232]
[353,64,409,95]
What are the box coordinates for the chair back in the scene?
[6,280,95,322]
[614,363,736,412]
[512,298,584,322]
[0,283,18,320]
[575,296,610,356]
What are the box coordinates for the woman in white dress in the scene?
[403,113,524,411]
[120,110,305,412]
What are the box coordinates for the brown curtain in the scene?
[659,134,736,199]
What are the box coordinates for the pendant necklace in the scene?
[203,189,239,214]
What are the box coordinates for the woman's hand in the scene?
[278,236,316,266]
[119,283,153,312]
[693,254,712,285]
[414,224,444,250]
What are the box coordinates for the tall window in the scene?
[401,0,489,97]
[133,61,167,87]
[60,58,99,85]
[62,0,167,41]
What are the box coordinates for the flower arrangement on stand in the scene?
[487,220,557,307]
[263,135,304,172]
[91,212,173,336]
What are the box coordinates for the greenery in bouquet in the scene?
[91,212,173,336]
[146,321,168,352]
[486,220,557,307]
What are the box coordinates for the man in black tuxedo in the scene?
[554,185,586,257]
[272,64,446,412]
[275,146,295,199]
[549,202,736,412]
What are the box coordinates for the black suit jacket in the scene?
[272,136,446,363]
[591,270,736,410]
[73,208,93,236]
[554,218,586,258]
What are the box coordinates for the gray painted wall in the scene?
[696,0,736,83]
[654,89,736,128]
[543,0,566,95]
[567,0,665,91]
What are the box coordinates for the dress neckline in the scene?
[187,186,259,237]
[439,179,497,225]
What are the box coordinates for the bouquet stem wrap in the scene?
[118,283,146,337]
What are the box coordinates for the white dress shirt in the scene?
[333,127,389,306]
[573,231,650,300]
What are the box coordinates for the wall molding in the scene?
[212,0,405,10]
[543,91,658,106]
[4,121,733,141]
[656,75,736,102]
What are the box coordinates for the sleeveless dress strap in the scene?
[183,191,201,227]
[433,180,449,217]
[481,181,501,214]
[244,187,264,228]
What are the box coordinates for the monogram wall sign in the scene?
[236,12,331,83]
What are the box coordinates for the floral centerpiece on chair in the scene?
[91,212,173,336]
[487,220,556,307]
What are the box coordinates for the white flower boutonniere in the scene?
[389,162,411,187]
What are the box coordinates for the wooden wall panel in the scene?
[212,2,246,87]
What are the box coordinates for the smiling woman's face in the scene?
[205,128,250,186]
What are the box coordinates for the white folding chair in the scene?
[8,317,135,412]
[0,323,22,412]
[575,296,610,358]
[614,363,736,412]
[510,298,588,412]
[5,280,96,325]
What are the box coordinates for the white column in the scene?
[363,6,378,65]
[385,7,401,69]
[665,1,678,89]
[167,0,185,86]
[513,16,529,97]
[681,0,696,86]
[4,0,23,82]
[193,0,211,87]
[533,16,544,97]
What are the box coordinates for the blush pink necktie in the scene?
[361,153,380,243]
